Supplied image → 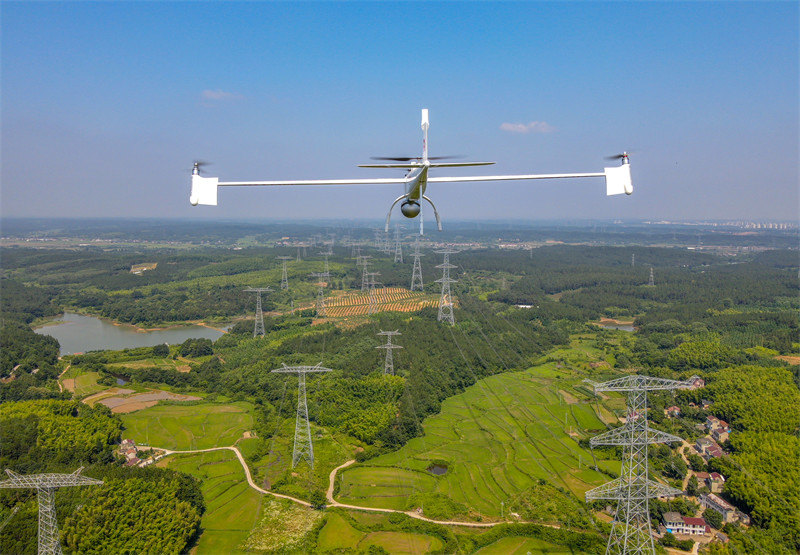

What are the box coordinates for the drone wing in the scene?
[428,164,632,196]
[190,175,407,206]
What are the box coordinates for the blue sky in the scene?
[2,2,797,222]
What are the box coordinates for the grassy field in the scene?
[59,366,106,397]
[474,536,588,554]
[252,417,363,501]
[166,450,262,554]
[317,512,444,554]
[120,401,253,450]
[338,340,621,520]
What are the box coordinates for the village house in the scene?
[700,493,740,523]
[707,472,726,493]
[689,377,706,390]
[711,427,730,443]
[705,415,730,433]
[663,512,710,536]
[701,399,712,410]
[696,437,725,460]
[665,405,681,418]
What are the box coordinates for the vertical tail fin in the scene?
[421,109,429,162]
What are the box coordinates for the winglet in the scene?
[190,174,219,206]
[604,164,633,196]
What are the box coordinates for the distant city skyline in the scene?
[2,2,797,222]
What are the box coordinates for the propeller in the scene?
[370,155,464,161]
[192,160,212,174]
[605,151,633,161]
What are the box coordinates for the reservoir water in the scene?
[35,312,225,355]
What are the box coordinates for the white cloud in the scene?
[500,121,556,134]
[199,89,243,106]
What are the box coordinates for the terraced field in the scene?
[165,450,262,554]
[120,401,254,450]
[317,513,444,553]
[339,360,620,519]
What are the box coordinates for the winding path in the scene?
[157,446,526,528]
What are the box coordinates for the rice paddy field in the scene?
[338,353,622,519]
[119,401,254,450]
[317,512,445,553]
[165,449,263,554]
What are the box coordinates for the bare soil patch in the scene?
[776,355,800,365]
[62,378,76,392]
[83,388,134,406]
[558,390,579,404]
[96,390,201,414]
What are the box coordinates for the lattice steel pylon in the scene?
[296,246,302,262]
[277,256,293,290]
[359,255,372,292]
[366,272,381,314]
[410,236,424,291]
[271,364,333,468]
[435,249,458,325]
[0,467,102,555]
[310,273,327,317]
[376,330,402,374]
[648,267,655,287]
[319,250,332,276]
[584,374,699,555]
[393,225,403,263]
[244,287,273,337]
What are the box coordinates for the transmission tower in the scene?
[366,272,381,314]
[0,467,102,555]
[585,374,698,555]
[631,253,635,267]
[244,287,273,337]
[648,267,655,286]
[310,273,327,317]
[319,249,332,277]
[435,249,458,325]
[271,364,333,468]
[376,330,402,374]
[277,256,293,290]
[359,255,372,292]
[393,226,403,263]
[296,246,302,262]
[410,236,424,291]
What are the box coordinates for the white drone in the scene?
[190,109,633,233]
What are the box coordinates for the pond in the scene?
[35,312,226,355]
[427,464,448,476]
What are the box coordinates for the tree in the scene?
[152,343,169,357]
[704,508,723,530]
[688,453,706,472]
[687,475,700,497]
